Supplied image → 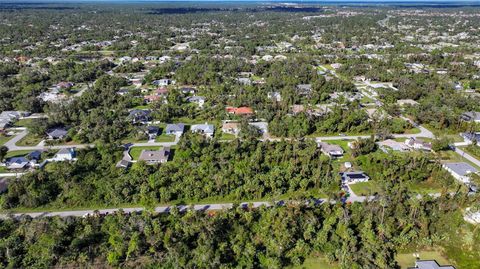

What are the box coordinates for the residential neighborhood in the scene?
[0,1,479,268]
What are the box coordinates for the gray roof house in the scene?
[116,159,131,169]
[461,111,480,123]
[186,96,205,108]
[6,157,30,169]
[408,260,455,269]
[191,123,214,138]
[0,111,29,129]
[138,147,170,164]
[317,142,344,158]
[165,123,185,136]
[461,132,480,144]
[128,109,151,124]
[442,162,478,184]
[296,84,312,95]
[46,127,68,139]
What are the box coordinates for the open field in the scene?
[289,255,340,269]
[396,250,452,269]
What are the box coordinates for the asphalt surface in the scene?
[0,196,378,219]
[454,147,480,168]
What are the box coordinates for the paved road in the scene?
[5,129,178,152]
[0,198,362,219]
[454,147,480,168]
[0,191,447,220]
[4,129,92,151]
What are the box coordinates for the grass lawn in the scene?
[220,133,236,140]
[407,179,459,194]
[155,134,175,142]
[393,137,432,143]
[121,137,148,144]
[403,127,421,134]
[6,150,32,158]
[349,181,382,196]
[435,150,480,170]
[13,118,37,127]
[349,179,454,196]
[396,250,452,269]
[461,145,480,160]
[129,146,161,160]
[321,139,356,165]
[0,135,13,145]
[16,133,42,147]
[132,104,151,110]
[289,255,340,269]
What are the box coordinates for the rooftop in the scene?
[443,162,478,177]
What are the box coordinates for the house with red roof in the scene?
[226,106,254,115]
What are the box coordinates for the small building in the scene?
[296,84,312,96]
[464,207,480,224]
[236,77,252,86]
[442,162,478,184]
[138,147,170,164]
[116,159,131,169]
[52,148,76,162]
[461,111,480,123]
[397,99,419,106]
[165,123,185,136]
[267,92,282,102]
[128,109,151,124]
[0,111,29,130]
[180,87,196,94]
[152,79,173,87]
[379,139,410,152]
[226,106,254,116]
[6,157,30,169]
[405,137,432,151]
[408,260,455,269]
[191,123,215,138]
[222,122,240,135]
[461,132,480,144]
[341,171,370,184]
[249,122,268,135]
[146,126,160,140]
[46,127,68,140]
[27,150,43,161]
[57,81,74,89]
[186,96,206,108]
[317,141,344,158]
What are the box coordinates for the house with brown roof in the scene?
[222,122,240,135]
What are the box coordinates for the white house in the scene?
[341,171,370,184]
[165,123,185,136]
[191,123,214,138]
[52,148,76,162]
[442,162,478,184]
[186,96,205,108]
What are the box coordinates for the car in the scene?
[469,184,478,193]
